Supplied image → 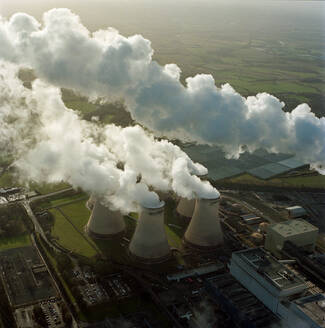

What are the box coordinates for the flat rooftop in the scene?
[294,293,325,327]
[234,248,306,291]
[269,219,318,238]
[0,246,57,306]
[167,263,223,281]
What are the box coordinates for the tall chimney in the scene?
[129,201,170,262]
[184,196,223,248]
[86,198,125,238]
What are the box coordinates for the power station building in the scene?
[184,195,223,248]
[265,219,318,258]
[286,206,307,219]
[129,201,170,262]
[229,248,325,328]
[86,198,125,238]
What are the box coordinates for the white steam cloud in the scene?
[0,62,217,212]
[0,9,324,171]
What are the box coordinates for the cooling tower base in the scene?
[183,237,223,251]
[128,250,172,264]
[86,226,124,240]
[176,211,191,220]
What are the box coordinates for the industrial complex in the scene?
[0,172,325,328]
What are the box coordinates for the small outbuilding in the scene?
[286,206,307,219]
[265,219,318,257]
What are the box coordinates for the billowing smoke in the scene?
[0,62,216,212]
[0,9,324,171]
[192,299,218,328]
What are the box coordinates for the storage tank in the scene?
[129,201,170,262]
[86,198,125,238]
[184,196,223,248]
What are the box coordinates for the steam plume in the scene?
[0,62,216,211]
[0,9,324,171]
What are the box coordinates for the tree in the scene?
[33,305,47,327]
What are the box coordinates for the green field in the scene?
[223,172,325,190]
[37,192,88,210]
[47,196,184,264]
[0,234,31,251]
[0,204,32,251]
[50,201,97,258]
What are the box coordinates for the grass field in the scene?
[0,234,31,251]
[43,193,88,209]
[223,173,325,189]
[30,182,71,195]
[50,202,97,258]
[48,196,184,264]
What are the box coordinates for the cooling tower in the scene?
[129,201,170,262]
[86,194,96,210]
[86,198,125,238]
[184,196,223,248]
[176,172,208,218]
[176,197,195,218]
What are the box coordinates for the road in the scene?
[31,234,79,328]
[29,187,74,202]
[19,189,81,328]
[22,201,48,241]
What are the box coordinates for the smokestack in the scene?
[86,198,125,238]
[184,196,223,248]
[176,172,208,218]
[129,201,170,262]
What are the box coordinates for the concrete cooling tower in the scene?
[129,201,170,263]
[86,198,125,238]
[184,196,223,248]
[176,172,208,218]
[176,197,196,218]
[86,194,96,210]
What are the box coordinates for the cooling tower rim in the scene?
[183,236,223,250]
[196,193,220,201]
[128,249,171,264]
[86,225,125,239]
[195,172,208,178]
[140,200,165,210]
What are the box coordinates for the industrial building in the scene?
[86,198,125,238]
[129,201,170,262]
[229,248,307,314]
[166,263,223,282]
[184,196,223,248]
[205,272,278,328]
[265,219,318,257]
[282,241,325,289]
[290,293,325,328]
[228,248,325,327]
[286,206,307,219]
